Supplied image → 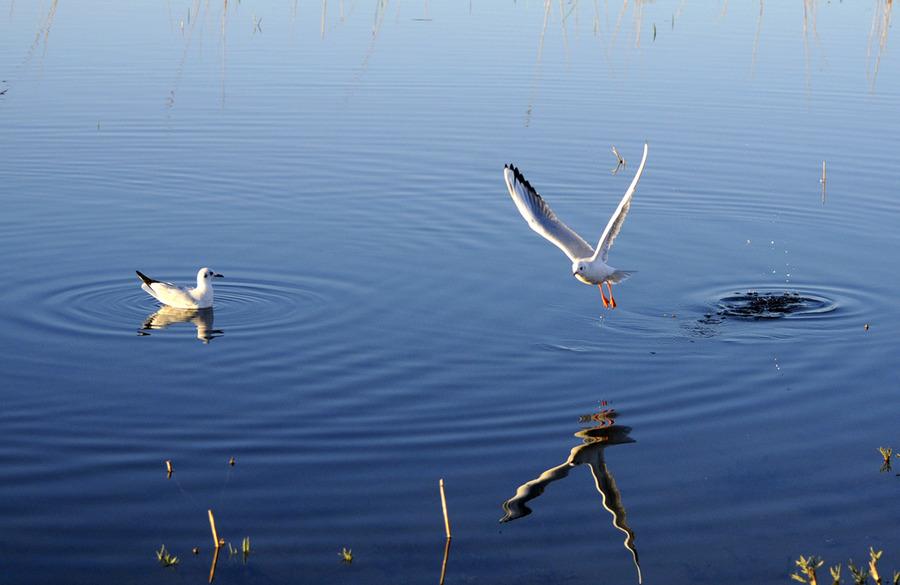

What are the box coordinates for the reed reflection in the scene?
[141,306,223,343]
[868,0,893,90]
[501,405,641,584]
[23,0,58,67]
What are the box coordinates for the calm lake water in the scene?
[1,1,898,584]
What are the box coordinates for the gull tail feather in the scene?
[606,270,635,284]
[141,283,163,303]
[135,270,159,286]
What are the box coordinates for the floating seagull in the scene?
[503,143,649,308]
[135,267,223,309]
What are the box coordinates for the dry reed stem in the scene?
[208,544,220,583]
[870,548,883,585]
[208,509,221,549]
[439,479,451,539]
[439,536,451,585]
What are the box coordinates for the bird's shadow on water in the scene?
[138,306,224,344]
[500,406,642,584]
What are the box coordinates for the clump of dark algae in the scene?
[713,291,835,320]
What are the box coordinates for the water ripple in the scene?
[685,283,872,341]
[716,290,836,320]
[6,271,355,342]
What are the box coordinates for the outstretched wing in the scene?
[592,143,649,263]
[503,165,595,262]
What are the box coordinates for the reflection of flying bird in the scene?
[500,409,642,584]
[503,143,649,308]
[136,267,223,309]
[141,306,223,344]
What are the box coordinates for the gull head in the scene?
[196,267,224,286]
[572,259,600,285]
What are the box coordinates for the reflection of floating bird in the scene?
[136,267,223,309]
[501,408,641,584]
[141,306,223,344]
[503,143,649,309]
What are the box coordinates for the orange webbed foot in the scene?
[598,284,609,309]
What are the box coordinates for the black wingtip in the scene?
[135,270,157,286]
[506,164,537,194]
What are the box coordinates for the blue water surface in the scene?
[0,2,898,583]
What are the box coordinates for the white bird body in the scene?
[503,143,649,308]
[136,267,223,309]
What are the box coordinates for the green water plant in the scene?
[848,560,869,585]
[156,544,179,567]
[340,547,353,563]
[830,564,842,585]
[222,537,252,562]
[226,541,242,557]
[793,555,824,584]
[879,447,893,472]
[791,551,899,584]
[870,548,884,585]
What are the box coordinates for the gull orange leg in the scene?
[606,281,617,309]
[598,284,609,308]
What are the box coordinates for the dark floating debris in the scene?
[714,290,836,320]
[698,312,724,325]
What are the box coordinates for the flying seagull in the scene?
[503,143,649,308]
[135,267,223,309]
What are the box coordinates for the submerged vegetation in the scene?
[155,544,179,567]
[878,446,897,473]
[791,555,824,585]
[712,290,836,320]
[792,549,898,585]
[226,536,252,559]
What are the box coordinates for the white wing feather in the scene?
[592,143,649,263]
[503,165,595,262]
[151,283,199,307]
